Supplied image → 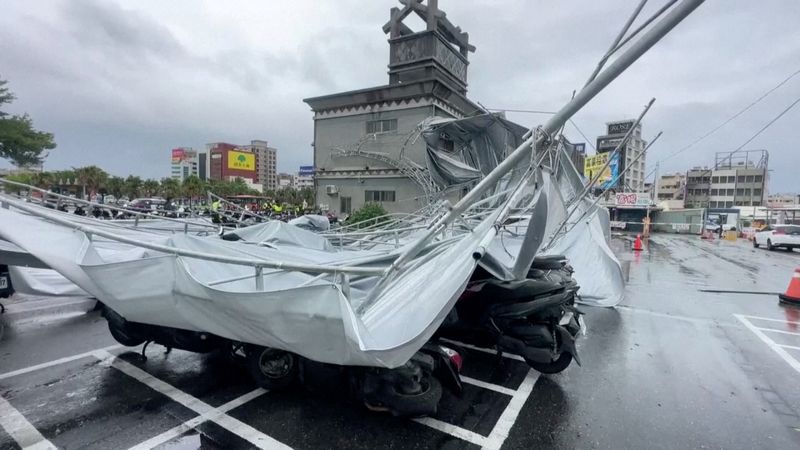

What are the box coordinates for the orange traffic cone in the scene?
[633,234,643,251]
[779,268,800,306]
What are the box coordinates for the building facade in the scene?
[170,147,199,182]
[684,150,768,209]
[238,140,277,191]
[768,193,799,208]
[594,120,647,192]
[277,173,294,189]
[294,166,314,189]
[303,0,479,215]
[205,140,277,191]
[656,173,685,201]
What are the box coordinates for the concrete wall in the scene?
[316,176,425,217]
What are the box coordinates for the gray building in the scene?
[656,173,685,201]
[595,120,647,192]
[684,150,768,208]
[303,0,480,215]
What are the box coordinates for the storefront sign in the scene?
[615,192,651,206]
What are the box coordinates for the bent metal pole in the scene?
[383,0,705,277]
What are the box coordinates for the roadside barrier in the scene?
[778,268,800,307]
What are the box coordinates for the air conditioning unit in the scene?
[325,185,338,195]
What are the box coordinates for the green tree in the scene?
[124,175,143,199]
[141,179,160,197]
[346,202,388,228]
[159,177,182,201]
[0,78,56,167]
[181,175,205,205]
[73,165,108,199]
[104,176,125,198]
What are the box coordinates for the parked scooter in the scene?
[101,306,463,417]
[437,254,582,374]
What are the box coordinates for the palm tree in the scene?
[182,175,204,206]
[73,165,108,199]
[124,175,143,199]
[104,176,125,198]
[141,179,160,197]
[159,177,182,202]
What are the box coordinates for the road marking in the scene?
[735,315,800,375]
[740,314,800,326]
[412,417,488,447]
[483,369,540,450]
[460,376,516,396]
[439,338,526,362]
[755,327,800,337]
[0,344,122,381]
[779,344,800,351]
[615,305,722,325]
[93,350,290,450]
[0,395,56,449]
[128,388,268,450]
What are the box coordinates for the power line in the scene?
[649,67,800,172]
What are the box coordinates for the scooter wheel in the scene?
[108,321,146,347]
[364,376,442,417]
[246,346,297,390]
[526,352,573,374]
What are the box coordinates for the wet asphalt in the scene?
[1,233,800,449]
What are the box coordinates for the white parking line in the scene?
[0,395,56,449]
[779,344,800,351]
[754,327,800,337]
[0,344,122,381]
[412,417,488,447]
[127,389,268,450]
[740,315,800,325]
[460,376,517,396]
[93,350,290,449]
[735,315,800,375]
[483,370,540,450]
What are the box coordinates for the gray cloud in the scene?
[0,0,798,192]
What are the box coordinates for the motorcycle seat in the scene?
[480,278,565,301]
[531,255,567,270]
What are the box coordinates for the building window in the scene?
[726,176,734,183]
[710,189,718,196]
[736,188,744,196]
[744,188,751,196]
[745,175,754,183]
[712,176,719,183]
[726,189,734,196]
[754,175,763,182]
[752,201,761,206]
[365,190,396,202]
[737,175,746,183]
[340,197,352,214]
[366,119,398,134]
[754,188,762,196]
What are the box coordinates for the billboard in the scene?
[227,150,255,171]
[584,152,621,189]
[299,165,315,176]
[596,137,623,153]
[607,121,635,135]
[171,148,185,163]
[614,192,651,206]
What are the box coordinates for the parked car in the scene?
[753,225,800,251]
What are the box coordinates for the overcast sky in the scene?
[1,0,798,192]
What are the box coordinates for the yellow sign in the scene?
[227,150,255,171]
[584,153,611,183]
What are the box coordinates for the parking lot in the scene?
[2,234,800,449]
